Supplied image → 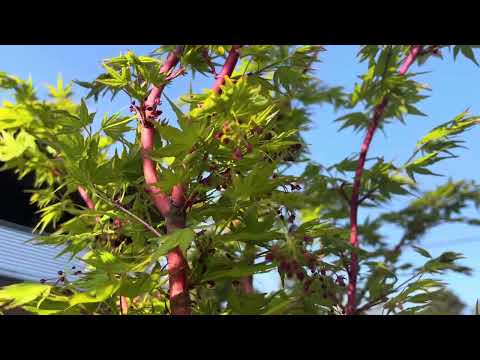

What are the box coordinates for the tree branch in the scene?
[210,45,251,293]
[212,45,242,95]
[202,48,217,76]
[138,46,191,315]
[77,186,95,210]
[346,45,423,315]
[92,188,163,238]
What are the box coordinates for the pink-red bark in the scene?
[346,46,422,315]
[77,185,130,314]
[210,46,252,294]
[212,45,242,95]
[139,46,191,315]
[241,276,254,294]
[141,45,243,313]
[77,186,95,210]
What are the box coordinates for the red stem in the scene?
[144,46,184,121]
[140,46,191,315]
[345,46,422,315]
[140,45,242,313]
[210,45,252,294]
[77,185,130,314]
[241,276,254,294]
[211,45,242,95]
[77,186,95,210]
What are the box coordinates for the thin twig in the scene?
[337,182,351,206]
[358,186,379,204]
[202,48,218,76]
[92,187,162,238]
[356,272,422,314]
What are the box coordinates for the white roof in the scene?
[0,220,83,282]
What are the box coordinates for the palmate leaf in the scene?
[421,251,472,275]
[216,230,282,244]
[0,129,36,161]
[202,262,276,282]
[68,279,121,308]
[412,245,432,258]
[0,283,51,310]
[152,228,196,257]
[0,105,34,130]
[452,46,480,66]
[81,251,131,273]
[227,291,269,315]
[417,111,479,150]
[101,113,134,140]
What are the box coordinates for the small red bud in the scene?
[296,271,306,281]
[336,276,346,287]
[214,131,223,140]
[246,143,254,153]
[303,279,313,292]
[233,148,243,161]
[113,218,122,228]
[303,236,313,243]
[291,260,299,271]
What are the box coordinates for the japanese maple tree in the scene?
[0,45,479,315]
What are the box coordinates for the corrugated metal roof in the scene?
[0,220,84,282]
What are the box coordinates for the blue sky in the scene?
[1,45,479,313]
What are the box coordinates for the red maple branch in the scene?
[209,45,255,295]
[202,48,217,76]
[345,45,422,315]
[138,46,191,315]
[212,45,242,95]
[139,45,242,312]
[76,185,129,314]
[77,186,95,210]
